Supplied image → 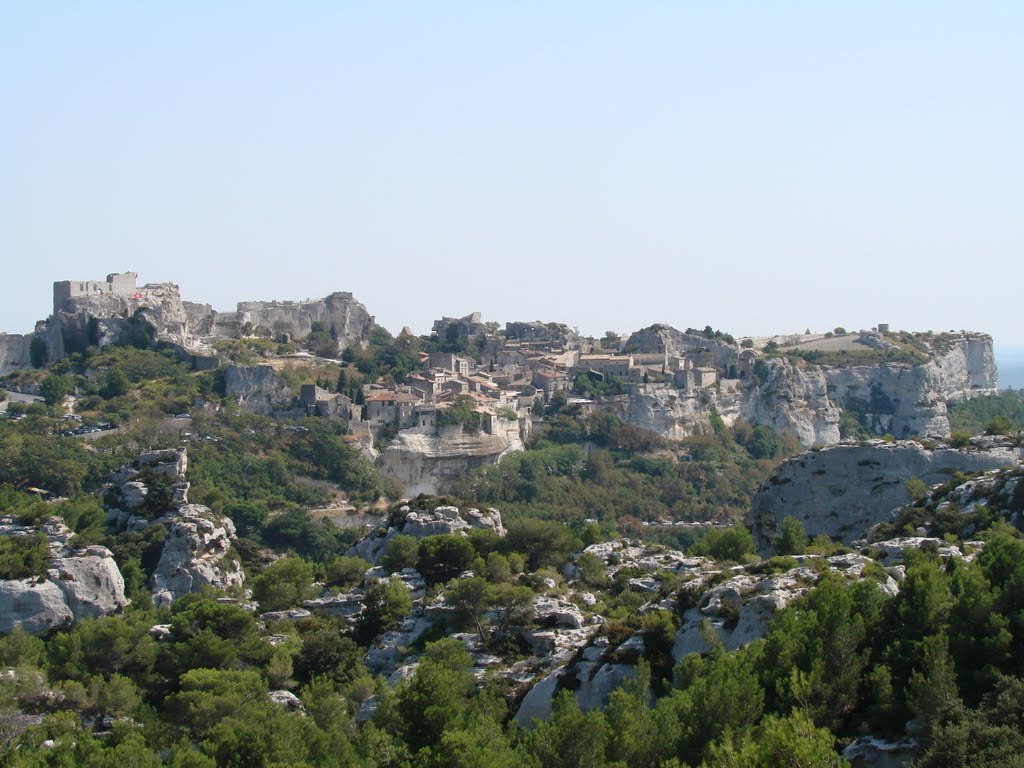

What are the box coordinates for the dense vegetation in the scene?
[949,390,1024,437]
[452,410,798,541]
[1,518,1022,766]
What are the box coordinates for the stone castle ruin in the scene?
[52,271,140,313]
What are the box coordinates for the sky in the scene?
[2,2,1022,346]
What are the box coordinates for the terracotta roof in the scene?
[364,390,420,403]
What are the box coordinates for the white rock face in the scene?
[234,292,375,351]
[0,516,128,635]
[841,736,918,767]
[51,552,129,620]
[0,580,75,635]
[38,276,374,366]
[598,332,997,448]
[224,365,293,414]
[47,281,198,362]
[268,690,305,712]
[150,505,245,608]
[377,426,524,497]
[0,333,33,376]
[748,440,1021,548]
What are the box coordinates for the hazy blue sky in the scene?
[2,2,1021,344]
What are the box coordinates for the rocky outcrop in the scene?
[105,448,245,607]
[18,273,376,368]
[624,324,739,369]
[0,516,128,635]
[350,504,505,564]
[235,292,374,350]
[377,426,524,497]
[599,385,714,442]
[0,333,34,376]
[515,537,907,727]
[748,439,1022,549]
[505,320,579,347]
[224,365,293,414]
[149,505,245,608]
[47,281,197,361]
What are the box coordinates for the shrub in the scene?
[691,525,757,562]
[0,534,50,579]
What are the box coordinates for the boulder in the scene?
[532,596,586,629]
[0,580,74,635]
[268,690,305,712]
[50,552,129,620]
[841,736,918,768]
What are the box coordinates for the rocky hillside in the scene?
[747,436,1022,550]
[294,508,968,730]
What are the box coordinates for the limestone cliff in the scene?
[624,324,739,368]
[747,438,1022,550]
[0,333,33,376]
[224,365,294,414]
[234,292,374,350]
[599,386,709,442]
[17,273,377,369]
[186,292,375,350]
[596,333,998,448]
[741,334,998,445]
[377,424,524,497]
[350,503,506,564]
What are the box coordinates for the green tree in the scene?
[395,639,476,752]
[524,689,610,768]
[447,577,491,638]
[381,534,419,571]
[356,576,412,643]
[702,710,847,768]
[294,626,364,686]
[772,516,807,556]
[906,476,929,501]
[504,519,581,570]
[39,374,74,406]
[417,535,476,583]
[252,557,316,611]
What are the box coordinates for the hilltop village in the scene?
[0,271,1000,498]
